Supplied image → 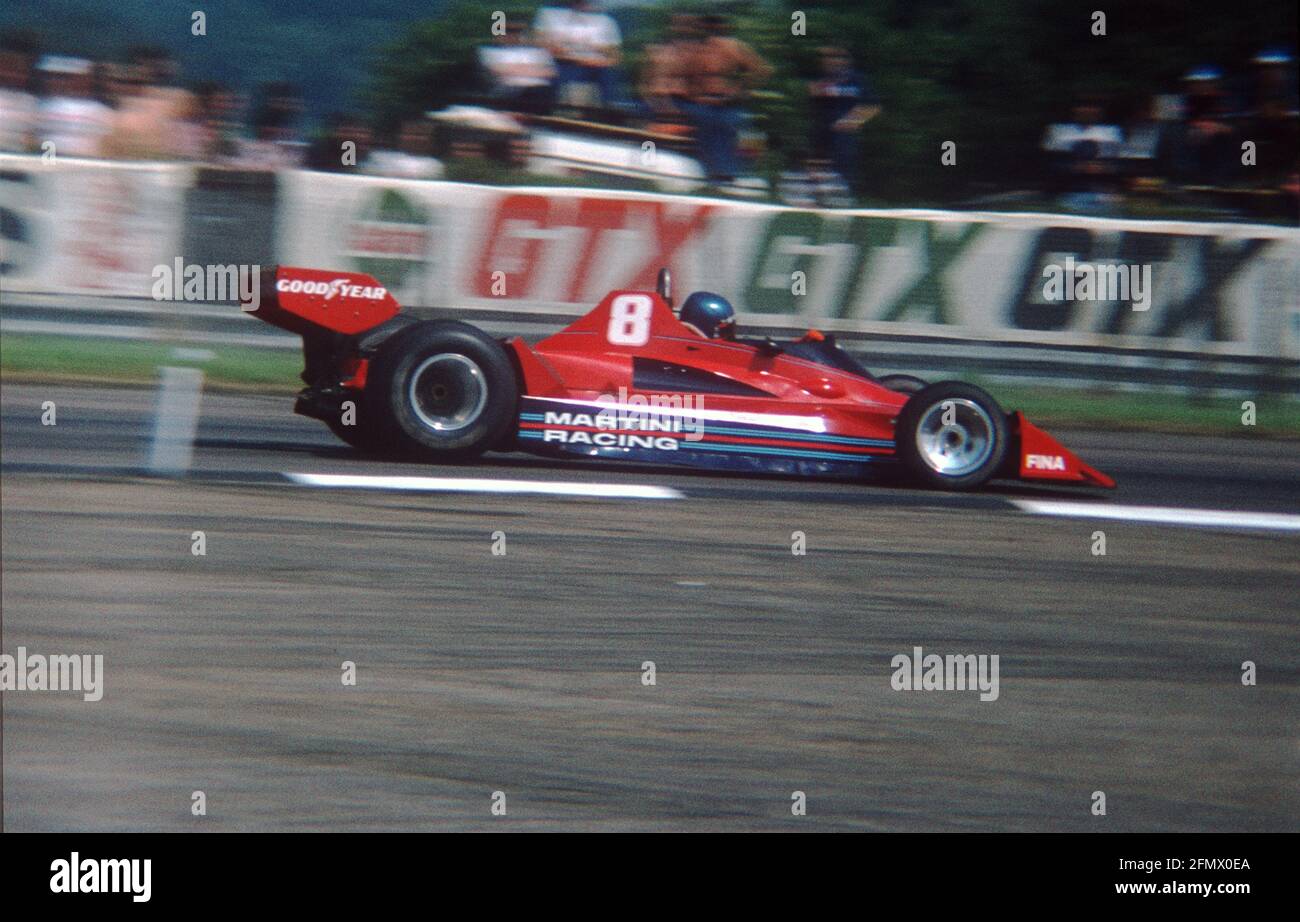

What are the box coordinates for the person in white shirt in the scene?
[1041,100,1124,214]
[533,0,621,108]
[35,55,112,158]
[478,16,556,114]
[365,118,445,179]
[0,37,39,152]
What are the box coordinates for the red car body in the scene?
[249,265,1114,489]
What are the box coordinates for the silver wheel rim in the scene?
[915,398,995,477]
[408,353,488,433]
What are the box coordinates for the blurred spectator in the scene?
[1041,98,1123,212]
[478,15,555,114]
[808,46,881,192]
[534,0,621,108]
[101,47,198,160]
[305,112,372,172]
[1119,95,1170,160]
[1172,66,1237,185]
[235,82,304,170]
[1042,99,1124,157]
[365,118,445,179]
[253,81,304,139]
[1246,48,1299,188]
[35,55,113,158]
[1116,94,1175,191]
[0,33,39,152]
[640,13,698,118]
[94,61,130,108]
[679,14,771,182]
[1249,47,1299,115]
[1282,169,1300,218]
[190,80,241,162]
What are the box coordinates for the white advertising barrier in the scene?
[276,172,1300,361]
[274,171,748,314]
[0,154,191,298]
[4,159,1297,369]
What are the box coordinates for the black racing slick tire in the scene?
[876,373,928,395]
[895,381,1009,491]
[365,320,518,460]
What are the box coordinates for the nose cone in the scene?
[1013,413,1115,488]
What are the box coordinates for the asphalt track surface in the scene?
[1,382,1296,831]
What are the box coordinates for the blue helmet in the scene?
[679,291,737,340]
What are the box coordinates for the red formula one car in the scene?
[246,265,1114,491]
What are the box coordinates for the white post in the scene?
[147,366,205,475]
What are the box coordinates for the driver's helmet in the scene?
[679,291,737,340]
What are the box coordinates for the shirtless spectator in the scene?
[533,0,621,108]
[679,14,771,182]
[35,55,113,158]
[639,13,698,119]
[478,15,555,114]
[0,33,39,153]
[101,47,198,160]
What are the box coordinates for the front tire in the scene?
[365,321,518,460]
[895,382,1008,490]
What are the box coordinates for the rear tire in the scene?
[365,321,518,460]
[326,414,385,454]
[895,382,1008,490]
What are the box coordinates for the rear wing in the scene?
[244,265,401,336]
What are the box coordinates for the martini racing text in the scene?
[540,389,705,450]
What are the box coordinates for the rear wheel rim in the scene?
[408,353,488,433]
[915,398,995,477]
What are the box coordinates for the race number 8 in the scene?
[607,294,653,346]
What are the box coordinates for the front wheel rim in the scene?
[914,398,995,477]
[407,353,488,433]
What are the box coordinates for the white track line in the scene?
[1013,499,1300,532]
[286,472,683,500]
